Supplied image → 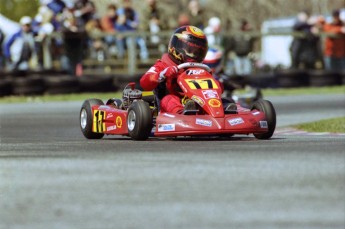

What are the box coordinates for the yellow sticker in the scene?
[116,116,122,128]
[185,78,218,90]
[208,99,221,108]
[93,110,106,133]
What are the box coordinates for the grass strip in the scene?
[0,86,344,104]
[293,117,345,133]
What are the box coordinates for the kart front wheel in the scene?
[251,99,276,140]
[80,99,105,139]
[127,100,152,140]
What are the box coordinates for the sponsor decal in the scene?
[116,116,122,128]
[158,124,175,132]
[196,118,212,127]
[191,95,205,106]
[252,111,260,116]
[260,121,268,128]
[202,90,219,99]
[106,113,114,119]
[228,117,244,126]
[106,125,117,131]
[208,99,221,108]
[163,113,175,118]
[186,69,205,75]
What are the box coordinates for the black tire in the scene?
[80,99,104,139]
[341,71,345,85]
[79,75,115,92]
[12,75,45,95]
[127,100,152,140]
[44,75,80,94]
[247,72,277,88]
[251,99,276,140]
[308,70,341,87]
[0,78,13,97]
[275,70,309,88]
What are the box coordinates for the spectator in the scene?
[74,0,96,27]
[177,13,190,27]
[0,28,5,70]
[232,19,255,75]
[141,0,168,44]
[101,4,118,36]
[204,17,222,46]
[116,0,148,61]
[221,18,236,75]
[4,16,36,71]
[86,17,106,61]
[32,14,54,69]
[61,3,88,75]
[321,9,345,71]
[100,4,118,56]
[187,0,206,29]
[37,5,55,29]
[40,0,66,15]
[290,10,321,69]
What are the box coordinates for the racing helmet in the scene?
[203,47,223,73]
[168,25,208,64]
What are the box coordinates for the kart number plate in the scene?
[93,110,106,133]
[186,78,218,90]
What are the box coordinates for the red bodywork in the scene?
[91,68,270,138]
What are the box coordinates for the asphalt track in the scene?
[0,94,344,229]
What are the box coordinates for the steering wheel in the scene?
[177,62,212,73]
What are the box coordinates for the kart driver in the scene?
[140,25,210,114]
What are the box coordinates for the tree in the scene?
[0,0,40,22]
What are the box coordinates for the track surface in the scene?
[0,94,344,229]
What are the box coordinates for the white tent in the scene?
[0,13,20,43]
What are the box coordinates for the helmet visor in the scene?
[183,43,208,62]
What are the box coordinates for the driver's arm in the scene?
[140,60,166,91]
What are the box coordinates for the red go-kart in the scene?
[80,63,276,140]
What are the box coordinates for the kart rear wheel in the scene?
[127,100,152,140]
[251,99,276,140]
[80,99,104,139]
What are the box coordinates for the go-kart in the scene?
[80,63,276,140]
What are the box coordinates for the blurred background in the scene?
[0,0,344,96]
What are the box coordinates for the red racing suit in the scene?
[140,53,224,113]
[140,53,185,113]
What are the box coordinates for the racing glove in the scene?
[158,66,178,82]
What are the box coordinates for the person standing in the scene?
[322,9,345,71]
[116,0,148,61]
[204,17,222,47]
[101,4,118,41]
[290,10,320,69]
[141,0,168,44]
[0,28,5,70]
[4,16,36,71]
[187,0,206,29]
[232,19,255,75]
